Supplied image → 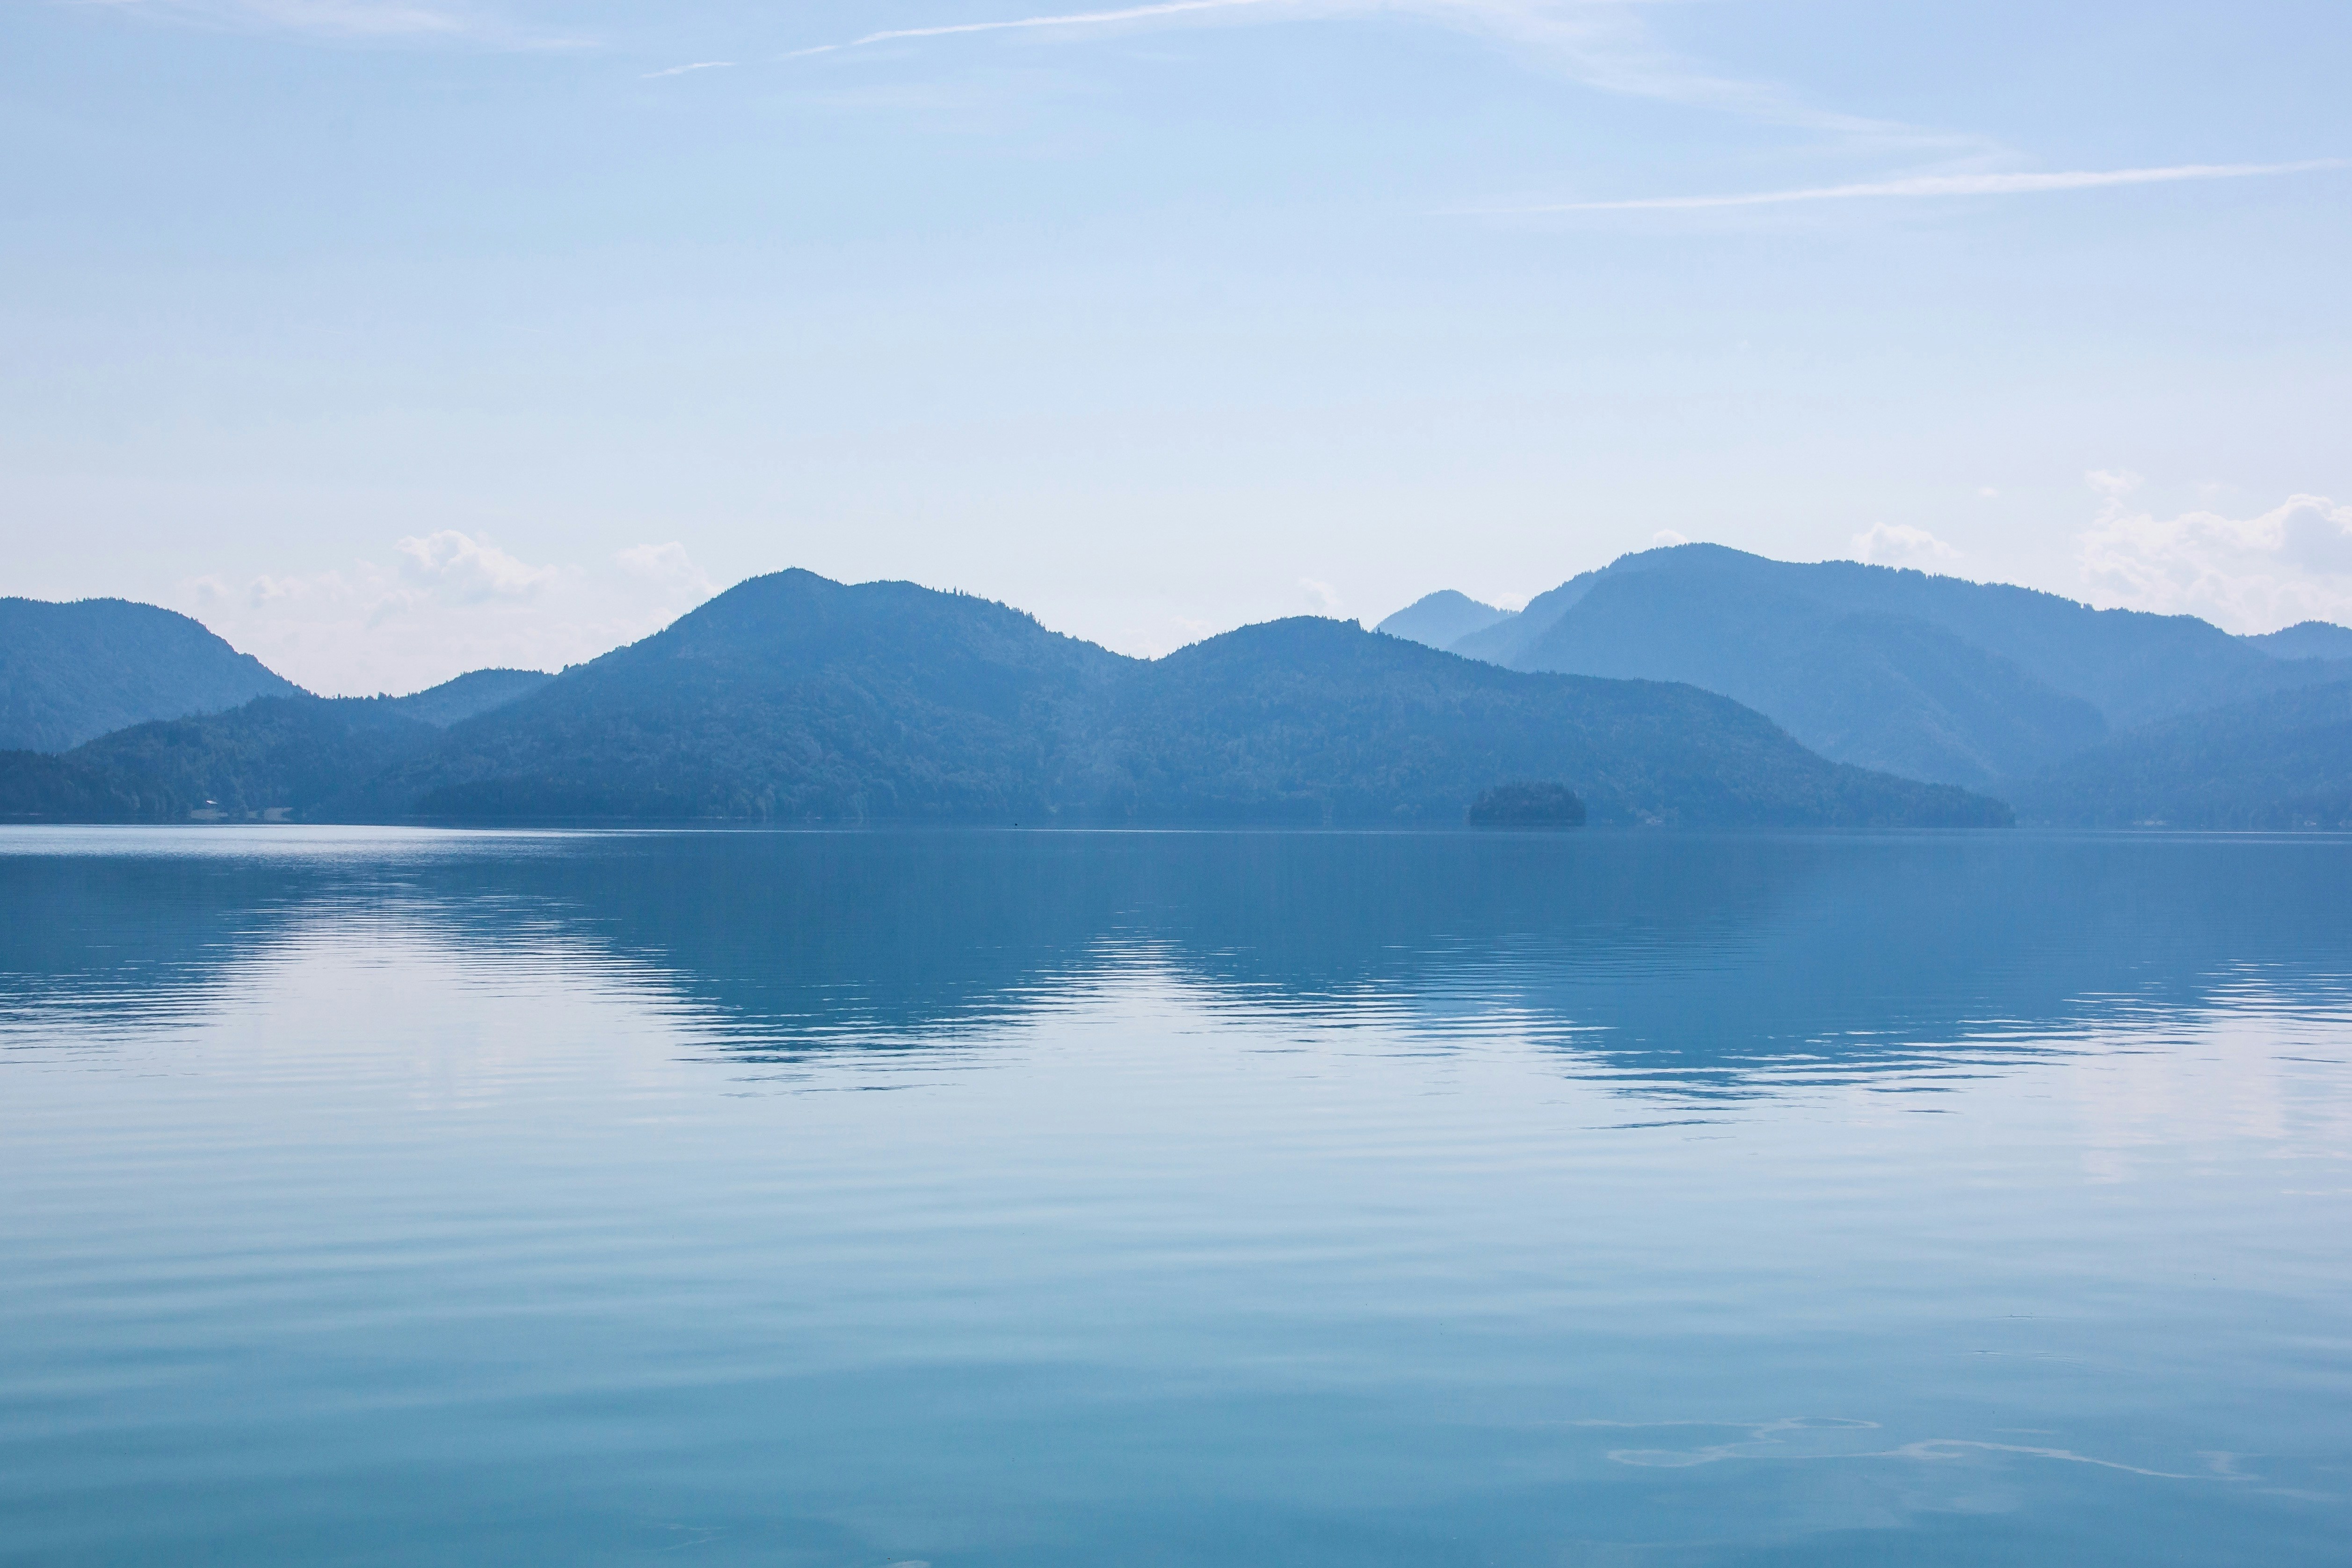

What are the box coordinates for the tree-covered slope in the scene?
[364,570,1132,820]
[0,597,299,752]
[60,697,443,820]
[2004,680,2352,828]
[372,581,2003,827]
[387,668,552,726]
[1066,618,2005,826]
[1465,544,2351,787]
[0,670,559,822]
[0,572,2010,828]
[2244,621,2352,661]
[0,750,169,822]
[1506,565,2105,788]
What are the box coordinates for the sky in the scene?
[3,0,2349,694]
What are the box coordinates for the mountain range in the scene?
[7,547,2348,830]
[1381,544,2352,823]
[1,571,1999,828]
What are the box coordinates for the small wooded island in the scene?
[1467,781,1587,827]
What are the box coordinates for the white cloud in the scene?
[1853,523,1960,569]
[174,532,723,696]
[1299,577,1344,615]
[2076,478,2352,634]
[396,529,558,601]
[1651,529,1688,547]
[615,540,718,600]
[1499,160,2343,213]
[643,60,733,79]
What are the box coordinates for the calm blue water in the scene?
[3,827,2349,1566]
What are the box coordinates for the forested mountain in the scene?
[386,667,552,726]
[1373,591,1515,650]
[0,570,2006,828]
[1502,565,2105,786]
[1446,565,1608,667]
[361,571,1131,821]
[0,697,444,823]
[0,596,299,751]
[0,749,167,823]
[1070,617,1996,826]
[1428,544,2351,789]
[2244,621,2352,661]
[15,563,2346,830]
[0,670,555,824]
[2004,680,2352,828]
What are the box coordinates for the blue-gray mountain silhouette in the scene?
[2005,678,2352,828]
[1433,543,2350,792]
[1374,591,1515,650]
[0,662,555,824]
[380,572,1998,826]
[2,570,2005,827]
[0,597,299,752]
[382,667,554,726]
[2244,621,2352,661]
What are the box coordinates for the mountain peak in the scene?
[1375,591,1513,649]
[0,596,299,752]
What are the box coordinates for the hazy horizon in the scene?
[35,539,2348,703]
[6,0,2349,694]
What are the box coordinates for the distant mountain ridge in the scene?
[0,595,554,756]
[0,672,562,824]
[0,570,2005,828]
[1404,544,2352,793]
[24,553,2345,830]
[385,668,553,727]
[0,597,301,751]
[1374,591,1515,649]
[2244,621,2352,661]
[1065,615,1994,826]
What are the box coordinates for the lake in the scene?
[3,827,2348,1565]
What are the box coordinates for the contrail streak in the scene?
[1503,160,2344,212]
[784,0,1281,57]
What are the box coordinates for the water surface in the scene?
[3,827,2348,1565]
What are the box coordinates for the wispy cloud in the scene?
[1853,523,1960,569]
[643,60,733,79]
[777,0,1959,142]
[615,541,718,601]
[179,533,719,695]
[1502,160,2345,213]
[784,0,1273,58]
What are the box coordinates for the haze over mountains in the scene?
[5,546,2347,830]
[1382,544,2352,826]
[2246,622,2352,662]
[0,573,1997,828]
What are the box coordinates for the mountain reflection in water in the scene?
[5,825,2351,1567]
[7,827,2347,1100]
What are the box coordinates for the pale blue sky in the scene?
[5,0,2348,692]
